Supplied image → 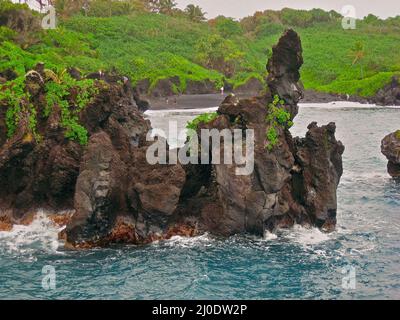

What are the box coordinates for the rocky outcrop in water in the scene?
[179,30,344,235]
[381,131,400,178]
[0,29,344,246]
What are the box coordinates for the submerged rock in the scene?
[381,131,400,178]
[0,29,344,247]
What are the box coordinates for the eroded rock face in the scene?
[185,79,218,94]
[234,77,265,95]
[150,77,180,97]
[182,101,344,236]
[381,131,400,178]
[293,122,344,231]
[64,79,186,246]
[0,107,81,220]
[174,29,344,236]
[267,29,304,116]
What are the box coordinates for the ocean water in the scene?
[1,102,399,300]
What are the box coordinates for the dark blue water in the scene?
[1,102,399,300]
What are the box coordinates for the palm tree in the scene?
[154,0,177,15]
[349,41,366,79]
[185,4,206,22]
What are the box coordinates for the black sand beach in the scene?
[148,93,229,110]
[146,91,372,110]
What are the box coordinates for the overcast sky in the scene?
[176,0,400,19]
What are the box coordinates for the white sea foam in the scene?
[263,230,278,241]
[341,170,390,183]
[280,225,331,245]
[161,233,213,248]
[0,210,63,260]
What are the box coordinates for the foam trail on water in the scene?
[155,233,214,248]
[281,225,331,245]
[264,231,278,241]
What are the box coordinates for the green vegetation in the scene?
[0,24,98,144]
[266,127,278,151]
[265,95,293,151]
[0,69,98,144]
[186,112,218,131]
[50,3,400,97]
[43,73,98,145]
[349,41,366,79]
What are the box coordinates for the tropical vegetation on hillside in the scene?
[1,0,400,97]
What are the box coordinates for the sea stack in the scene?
[181,29,344,236]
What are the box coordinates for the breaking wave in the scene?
[0,210,63,261]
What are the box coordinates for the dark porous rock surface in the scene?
[185,79,218,95]
[0,29,345,247]
[374,76,400,106]
[267,29,304,115]
[381,131,400,178]
[176,29,344,236]
[150,76,180,97]
[233,77,265,95]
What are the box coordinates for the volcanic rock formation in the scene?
[0,29,345,247]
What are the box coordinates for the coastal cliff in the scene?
[0,30,344,246]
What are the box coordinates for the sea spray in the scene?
[0,210,63,260]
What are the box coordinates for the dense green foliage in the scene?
[53,6,400,97]
[265,95,292,151]
[0,24,98,144]
[0,69,98,144]
[2,0,400,102]
[43,73,98,145]
[186,112,218,131]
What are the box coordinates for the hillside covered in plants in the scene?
[1,0,400,98]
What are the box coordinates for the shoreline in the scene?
[147,91,398,111]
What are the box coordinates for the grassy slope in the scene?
[242,24,400,96]
[54,13,225,91]
[58,14,400,97]
[299,26,400,96]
